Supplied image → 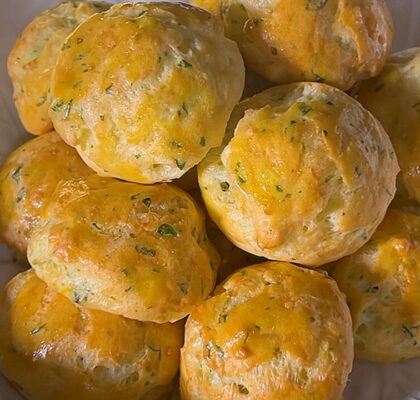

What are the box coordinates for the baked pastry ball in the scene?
[191,0,393,90]
[198,83,399,266]
[0,270,183,400]
[7,1,110,135]
[27,175,219,323]
[0,131,93,254]
[180,261,353,400]
[49,2,244,184]
[329,209,420,363]
[351,48,420,204]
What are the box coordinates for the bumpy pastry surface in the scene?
[192,0,393,90]
[352,48,420,204]
[7,1,110,135]
[0,131,93,254]
[198,83,399,266]
[27,175,219,323]
[0,270,183,400]
[329,209,420,362]
[49,2,244,184]
[180,261,353,400]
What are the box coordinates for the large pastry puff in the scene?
[0,132,93,254]
[27,175,219,323]
[191,0,393,90]
[198,83,399,266]
[329,209,420,363]
[180,262,353,400]
[7,1,110,135]
[49,2,244,184]
[0,270,183,400]
[351,48,420,204]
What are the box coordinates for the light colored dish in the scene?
[180,261,353,400]
[0,131,93,254]
[49,2,244,184]
[27,175,219,323]
[329,208,420,363]
[198,82,399,266]
[0,269,183,400]
[7,1,110,135]
[191,0,393,90]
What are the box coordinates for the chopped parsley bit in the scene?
[220,181,230,192]
[402,326,414,338]
[122,269,129,277]
[219,313,228,323]
[290,120,297,125]
[200,136,206,146]
[135,245,156,257]
[16,188,24,203]
[148,345,162,360]
[178,59,192,68]
[29,323,46,335]
[125,287,132,292]
[129,233,136,238]
[73,80,82,89]
[306,0,328,11]
[177,282,188,294]
[284,193,292,200]
[157,223,178,236]
[134,153,141,159]
[36,95,47,107]
[238,176,246,184]
[61,42,71,50]
[73,292,86,304]
[275,185,283,192]
[309,316,316,322]
[91,222,102,230]
[175,159,186,170]
[170,141,182,148]
[99,115,105,121]
[182,102,188,115]
[76,38,84,44]
[375,83,385,92]
[236,384,249,395]
[64,99,73,120]
[130,193,141,200]
[253,17,263,25]
[354,166,362,176]
[366,285,379,293]
[142,197,151,207]
[51,100,64,112]
[325,100,334,105]
[105,84,114,94]
[313,72,325,82]
[11,166,22,182]
[271,46,278,55]
[299,103,312,115]
[322,130,329,136]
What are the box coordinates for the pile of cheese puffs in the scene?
[0,1,419,399]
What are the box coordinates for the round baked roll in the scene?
[49,2,244,184]
[7,1,110,135]
[351,48,420,204]
[198,83,399,266]
[329,209,420,363]
[27,175,219,323]
[0,131,93,254]
[180,261,353,400]
[192,0,393,90]
[0,270,183,400]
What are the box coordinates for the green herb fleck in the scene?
[322,130,328,136]
[105,84,114,94]
[64,99,73,120]
[354,166,362,176]
[135,245,156,257]
[284,193,292,200]
[238,176,246,184]
[29,323,46,335]
[51,100,64,112]
[16,188,24,203]
[92,222,102,230]
[366,285,379,293]
[325,100,334,106]
[275,185,283,192]
[76,38,84,44]
[134,153,141,159]
[157,224,178,237]
[253,17,263,25]
[313,72,325,82]
[99,115,105,121]
[142,197,151,207]
[170,141,182,148]
[299,103,312,115]
[36,95,47,107]
[290,120,297,125]
[237,384,249,395]
[178,59,192,68]
[402,326,414,338]
[175,159,186,170]
[200,136,206,146]
[122,269,129,277]
[219,313,228,323]
[220,181,230,192]
[11,166,22,182]
[271,47,278,55]
[306,0,328,11]
[61,42,71,50]
[131,193,141,200]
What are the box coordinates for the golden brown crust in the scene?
[329,209,420,362]
[27,175,219,323]
[49,2,244,183]
[7,1,110,135]
[0,131,93,254]
[198,83,399,266]
[192,0,393,90]
[180,261,353,400]
[0,270,183,400]
[351,47,420,204]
